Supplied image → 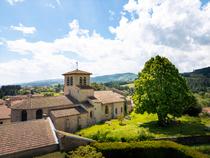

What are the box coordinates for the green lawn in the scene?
[77,113,210,142]
[190,144,210,155]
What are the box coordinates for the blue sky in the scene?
[0,0,210,84]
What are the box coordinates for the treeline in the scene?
[0,84,64,99]
[0,85,21,99]
[185,77,210,92]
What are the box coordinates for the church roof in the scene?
[50,106,87,118]
[0,118,58,157]
[93,91,125,104]
[63,69,92,75]
[11,95,74,110]
[0,105,11,120]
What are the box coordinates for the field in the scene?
[77,113,210,142]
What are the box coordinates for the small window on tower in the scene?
[67,77,70,86]
[79,77,82,85]
[70,77,73,85]
[105,105,109,114]
[84,77,87,85]
[90,111,93,118]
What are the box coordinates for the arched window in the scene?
[70,76,73,86]
[90,111,93,118]
[21,110,27,121]
[79,77,83,86]
[115,108,118,114]
[105,105,109,114]
[67,76,70,86]
[36,109,43,119]
[84,77,87,85]
[121,107,123,113]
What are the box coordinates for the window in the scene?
[90,111,93,118]
[36,109,43,119]
[105,105,109,114]
[115,108,118,115]
[21,110,27,121]
[67,76,70,86]
[79,77,83,85]
[121,107,123,113]
[70,76,73,85]
[84,77,87,85]
[0,122,3,124]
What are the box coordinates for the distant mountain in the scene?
[91,73,137,83]
[19,72,137,87]
[182,67,210,78]
[182,67,210,92]
[20,79,63,87]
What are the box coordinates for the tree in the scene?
[133,55,197,126]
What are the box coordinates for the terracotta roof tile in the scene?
[0,118,58,156]
[11,95,74,110]
[94,91,125,104]
[0,105,11,120]
[51,106,87,118]
[63,69,92,75]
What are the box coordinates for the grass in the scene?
[76,113,210,142]
[190,144,210,155]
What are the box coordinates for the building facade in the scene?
[9,69,131,133]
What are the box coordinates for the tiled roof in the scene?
[94,91,125,104]
[11,95,74,110]
[63,69,92,75]
[0,118,58,156]
[0,99,4,105]
[0,105,11,120]
[51,106,87,118]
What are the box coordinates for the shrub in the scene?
[68,145,104,158]
[92,141,208,158]
[137,128,154,141]
[184,104,202,116]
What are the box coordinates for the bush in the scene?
[92,141,208,158]
[68,145,104,158]
[184,105,202,116]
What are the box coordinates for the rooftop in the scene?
[62,69,92,76]
[93,91,125,104]
[0,118,58,156]
[11,95,74,110]
[0,105,11,120]
[51,106,87,118]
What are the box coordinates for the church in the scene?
[9,69,131,133]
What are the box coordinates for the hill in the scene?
[91,73,137,83]
[18,73,137,87]
[182,67,210,92]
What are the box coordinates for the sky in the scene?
[0,0,210,85]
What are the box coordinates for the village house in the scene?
[8,69,131,133]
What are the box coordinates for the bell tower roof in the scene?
[62,69,92,76]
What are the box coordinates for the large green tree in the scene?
[133,55,196,126]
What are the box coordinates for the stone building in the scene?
[9,69,130,133]
[0,104,11,125]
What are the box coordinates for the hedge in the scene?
[91,141,208,158]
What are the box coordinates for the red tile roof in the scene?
[94,91,125,104]
[62,69,92,75]
[11,95,74,110]
[0,105,11,120]
[51,106,87,118]
[0,118,58,156]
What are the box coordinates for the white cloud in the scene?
[46,3,56,9]
[10,23,36,34]
[1,0,210,84]
[6,0,24,5]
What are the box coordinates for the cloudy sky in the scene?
[0,0,210,85]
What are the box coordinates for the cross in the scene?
[76,61,78,70]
